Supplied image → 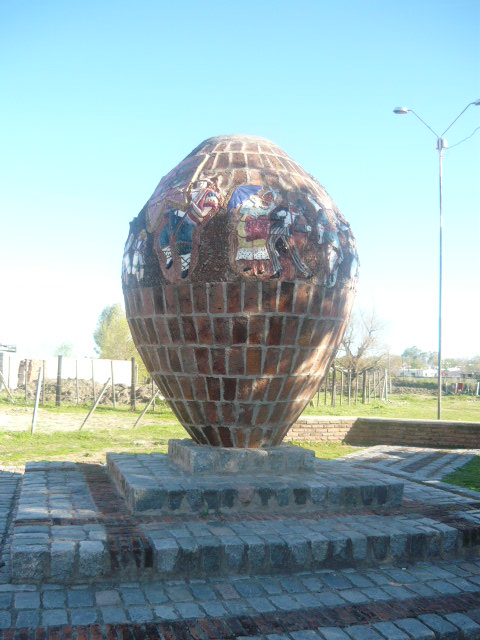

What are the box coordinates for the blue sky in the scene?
[1,0,479,359]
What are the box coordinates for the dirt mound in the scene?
[18,378,158,406]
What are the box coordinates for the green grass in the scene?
[304,393,480,422]
[442,456,480,493]
[290,441,362,459]
[0,422,187,467]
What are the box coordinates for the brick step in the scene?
[107,452,404,516]
[143,511,480,580]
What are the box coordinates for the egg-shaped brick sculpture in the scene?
[122,135,358,448]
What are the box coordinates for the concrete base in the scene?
[168,439,315,474]
[107,451,404,517]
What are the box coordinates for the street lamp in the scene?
[393,99,480,419]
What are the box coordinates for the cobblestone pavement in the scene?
[0,446,479,638]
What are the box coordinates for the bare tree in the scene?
[336,308,387,374]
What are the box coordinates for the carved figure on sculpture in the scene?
[157,178,221,279]
[122,229,147,283]
[267,205,312,279]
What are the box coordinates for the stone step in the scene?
[107,453,404,516]
[142,511,480,580]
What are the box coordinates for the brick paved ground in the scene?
[1,446,480,638]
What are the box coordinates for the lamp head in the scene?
[393,107,409,115]
[474,99,480,106]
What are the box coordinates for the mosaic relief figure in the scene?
[146,155,209,232]
[156,177,222,280]
[228,185,312,279]
[122,229,147,284]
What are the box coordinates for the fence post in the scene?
[31,366,43,434]
[348,370,352,405]
[42,360,46,405]
[111,360,116,409]
[362,370,367,404]
[56,355,63,407]
[355,374,359,404]
[24,359,28,402]
[131,357,136,411]
[79,378,111,431]
[331,365,336,407]
[91,359,96,403]
[340,369,344,406]
[151,379,155,412]
[324,369,328,405]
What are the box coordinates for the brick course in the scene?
[285,416,480,448]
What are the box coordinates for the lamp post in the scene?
[393,100,480,419]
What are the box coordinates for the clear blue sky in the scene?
[1,0,479,359]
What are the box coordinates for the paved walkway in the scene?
[0,446,479,638]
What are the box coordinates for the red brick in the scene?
[246,153,263,168]
[261,281,278,312]
[165,375,182,399]
[218,426,234,447]
[237,379,254,401]
[133,288,143,316]
[278,348,296,374]
[209,283,225,314]
[221,402,235,423]
[281,377,296,399]
[238,403,254,424]
[179,347,197,373]
[152,286,165,314]
[255,403,271,425]
[204,403,219,425]
[227,282,243,312]
[144,317,158,344]
[124,289,134,317]
[192,377,208,400]
[231,152,246,167]
[139,347,154,372]
[211,348,227,375]
[189,424,208,443]
[141,288,155,316]
[321,287,336,316]
[278,281,295,312]
[182,317,198,343]
[192,284,208,313]
[178,377,194,400]
[133,318,148,343]
[246,348,262,375]
[283,316,300,344]
[252,377,269,400]
[298,319,315,346]
[248,315,266,344]
[175,283,192,314]
[196,316,213,344]
[266,377,283,401]
[244,281,260,312]
[213,317,230,344]
[267,316,284,346]
[174,400,192,423]
[228,347,245,375]
[223,378,237,401]
[235,429,247,447]
[232,317,248,344]
[263,348,280,375]
[167,348,182,373]
[167,318,182,343]
[195,347,211,374]
[214,152,230,170]
[248,427,264,448]
[269,402,287,423]
[157,347,170,371]
[233,168,248,184]
[153,317,170,344]
[294,283,311,313]
[163,284,179,314]
[206,377,221,401]
[310,286,324,315]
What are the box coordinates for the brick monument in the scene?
[122,135,358,448]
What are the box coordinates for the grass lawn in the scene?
[442,456,480,493]
[303,393,480,422]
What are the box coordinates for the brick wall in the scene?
[285,416,480,449]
